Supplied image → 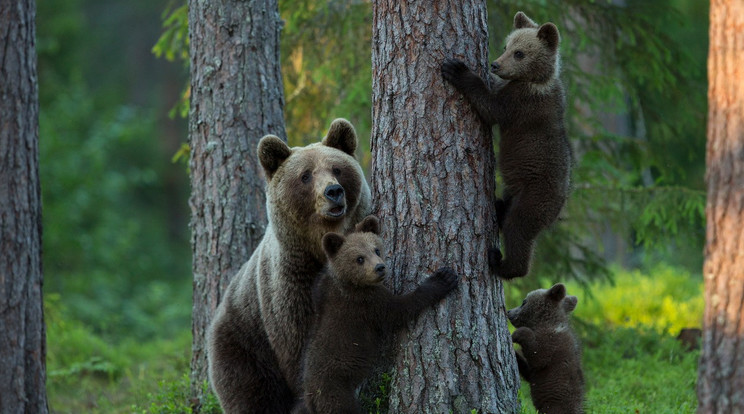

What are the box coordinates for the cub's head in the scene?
[322,215,386,287]
[257,119,371,244]
[491,11,560,83]
[507,283,577,329]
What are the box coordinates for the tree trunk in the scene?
[697,0,744,412]
[0,0,48,412]
[370,0,520,412]
[187,0,286,408]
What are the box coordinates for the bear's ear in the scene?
[514,11,538,29]
[258,135,292,180]
[322,232,345,258]
[537,22,560,52]
[323,118,358,156]
[547,283,566,302]
[355,215,381,235]
[563,295,578,313]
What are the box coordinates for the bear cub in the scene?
[293,215,459,414]
[508,283,584,414]
[441,11,572,279]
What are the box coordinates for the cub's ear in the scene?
[537,22,560,51]
[547,283,566,302]
[323,118,358,156]
[514,11,538,29]
[322,232,345,258]
[258,135,291,180]
[355,215,381,235]
[563,295,578,313]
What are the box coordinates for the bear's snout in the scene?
[491,61,500,72]
[374,263,386,276]
[324,184,345,204]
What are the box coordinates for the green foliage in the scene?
[567,265,703,335]
[46,295,192,413]
[137,376,222,414]
[360,372,392,414]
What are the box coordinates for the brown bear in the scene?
[207,119,372,414]
[292,215,459,414]
[507,283,584,414]
[441,11,572,279]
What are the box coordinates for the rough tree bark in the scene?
[697,0,744,412]
[187,0,286,408]
[0,0,49,412]
[371,0,520,412]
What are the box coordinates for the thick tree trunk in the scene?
[187,0,286,408]
[0,0,48,412]
[371,0,520,412]
[697,0,744,412]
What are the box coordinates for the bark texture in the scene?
[697,0,744,412]
[188,0,286,407]
[371,0,520,412]
[0,0,48,412]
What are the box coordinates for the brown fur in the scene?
[207,119,372,414]
[441,11,571,279]
[292,216,459,414]
[508,284,584,414]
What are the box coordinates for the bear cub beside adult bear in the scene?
[293,215,459,414]
[441,11,571,279]
[207,119,371,414]
[508,283,585,414]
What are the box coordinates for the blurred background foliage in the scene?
[38,0,707,411]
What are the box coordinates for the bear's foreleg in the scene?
[386,266,459,329]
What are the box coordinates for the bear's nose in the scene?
[374,263,386,275]
[324,184,345,204]
[491,62,500,71]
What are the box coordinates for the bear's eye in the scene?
[374,248,381,257]
[514,50,525,59]
[332,167,341,177]
[356,256,364,265]
[301,171,311,183]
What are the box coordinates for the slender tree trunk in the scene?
[188,0,286,408]
[0,0,48,412]
[697,0,744,412]
[371,0,520,412]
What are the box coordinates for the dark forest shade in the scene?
[187,0,286,409]
[0,0,49,412]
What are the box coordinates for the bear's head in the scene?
[321,215,386,287]
[491,11,560,84]
[507,283,577,329]
[257,119,371,256]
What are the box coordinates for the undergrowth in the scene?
[46,265,701,413]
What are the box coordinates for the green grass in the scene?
[46,265,702,413]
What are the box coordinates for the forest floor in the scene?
[46,265,701,413]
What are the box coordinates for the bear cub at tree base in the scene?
[441,11,571,280]
[292,215,459,414]
[508,283,585,414]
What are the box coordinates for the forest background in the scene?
[40,0,707,412]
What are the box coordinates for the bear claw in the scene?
[488,247,503,272]
[441,58,468,83]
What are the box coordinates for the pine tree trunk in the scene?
[697,0,744,412]
[0,0,48,412]
[187,0,286,408]
[370,0,520,412]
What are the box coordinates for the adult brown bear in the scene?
[207,119,371,414]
